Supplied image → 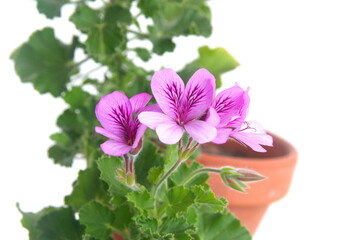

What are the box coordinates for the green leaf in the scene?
[159,215,194,239]
[178,46,240,88]
[17,204,56,240]
[36,0,68,19]
[147,166,163,185]
[36,207,83,240]
[137,0,161,18]
[49,132,71,149]
[11,28,77,97]
[86,24,124,62]
[136,217,159,237]
[97,155,130,206]
[84,5,127,62]
[164,144,179,172]
[149,35,176,55]
[56,109,83,138]
[135,141,164,189]
[70,4,100,32]
[48,144,75,167]
[104,5,132,25]
[134,48,151,61]
[65,166,109,211]
[63,87,92,109]
[165,186,195,216]
[191,185,227,212]
[196,211,252,240]
[79,201,115,240]
[126,188,154,212]
[112,203,133,230]
[170,161,208,187]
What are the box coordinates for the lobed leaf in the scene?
[196,211,251,240]
[65,166,109,211]
[135,141,164,189]
[126,188,154,213]
[165,186,195,216]
[10,28,77,97]
[79,201,115,240]
[179,46,240,88]
[97,155,130,206]
[70,4,100,32]
[191,185,227,212]
[17,204,56,240]
[36,0,68,19]
[36,207,83,240]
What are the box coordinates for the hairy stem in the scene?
[153,158,182,198]
[180,167,220,186]
[127,29,149,38]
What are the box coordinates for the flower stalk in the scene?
[180,167,220,186]
[116,154,140,190]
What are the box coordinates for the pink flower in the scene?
[209,84,273,152]
[138,68,217,144]
[95,91,152,156]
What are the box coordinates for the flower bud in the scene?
[235,168,266,182]
[220,167,265,192]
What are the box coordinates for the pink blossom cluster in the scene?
[95,68,273,156]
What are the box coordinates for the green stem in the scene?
[127,29,149,38]
[74,56,91,67]
[180,167,220,186]
[153,158,183,198]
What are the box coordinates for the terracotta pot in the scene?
[197,132,297,235]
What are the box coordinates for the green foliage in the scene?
[192,185,227,212]
[170,161,209,187]
[65,166,109,211]
[126,188,154,213]
[97,155,130,205]
[10,28,77,97]
[165,186,195,216]
[18,205,83,240]
[36,0,68,19]
[13,0,251,239]
[79,201,115,240]
[196,211,252,240]
[179,46,240,87]
[135,142,164,189]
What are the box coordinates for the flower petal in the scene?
[212,128,232,144]
[213,84,246,126]
[100,140,132,156]
[184,120,217,144]
[95,126,123,142]
[130,92,152,113]
[230,132,273,152]
[230,122,273,152]
[140,103,162,113]
[138,111,173,130]
[95,91,131,138]
[205,107,220,126]
[151,68,184,119]
[183,69,216,121]
[238,87,250,121]
[156,122,184,145]
[132,123,147,149]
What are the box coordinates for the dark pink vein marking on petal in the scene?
[108,105,135,145]
[164,82,183,119]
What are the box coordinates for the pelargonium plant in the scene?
[12,1,273,239]
[88,68,272,239]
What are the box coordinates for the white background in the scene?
[1,0,360,239]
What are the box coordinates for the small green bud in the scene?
[220,167,265,192]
